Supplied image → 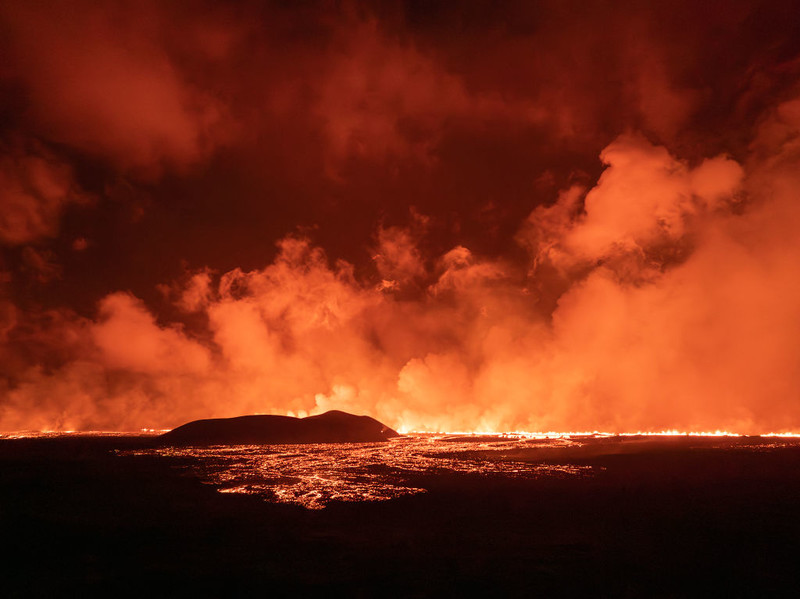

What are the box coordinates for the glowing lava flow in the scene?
[124,434,595,509]
[401,430,800,438]
[116,430,800,509]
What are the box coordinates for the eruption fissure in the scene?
[1,1,799,434]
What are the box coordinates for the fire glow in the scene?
[1,2,799,436]
[125,435,598,509]
[407,431,800,438]
[122,431,800,509]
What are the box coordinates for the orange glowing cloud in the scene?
[0,1,234,173]
[0,146,87,245]
[0,2,799,435]
[309,16,547,176]
[3,99,800,433]
[527,134,745,274]
[92,293,211,375]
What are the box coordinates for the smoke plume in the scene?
[1,1,799,432]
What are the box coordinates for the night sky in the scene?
[1,0,799,432]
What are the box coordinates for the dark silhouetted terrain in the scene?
[2,435,800,597]
[159,410,400,445]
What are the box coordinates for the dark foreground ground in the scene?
[2,435,800,598]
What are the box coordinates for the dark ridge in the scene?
[159,410,401,446]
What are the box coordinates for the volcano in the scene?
[159,410,400,446]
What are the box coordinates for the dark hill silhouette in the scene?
[159,410,400,446]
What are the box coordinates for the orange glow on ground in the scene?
[5,429,800,440]
[401,430,800,438]
[118,431,800,509]
[1,0,800,449]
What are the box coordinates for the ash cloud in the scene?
[1,1,799,432]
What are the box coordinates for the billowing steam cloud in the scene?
[3,116,799,432]
[1,1,799,432]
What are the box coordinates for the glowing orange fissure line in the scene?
[401,430,800,439]
[0,429,171,439]
[3,430,800,439]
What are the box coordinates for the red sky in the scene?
[1,0,799,432]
